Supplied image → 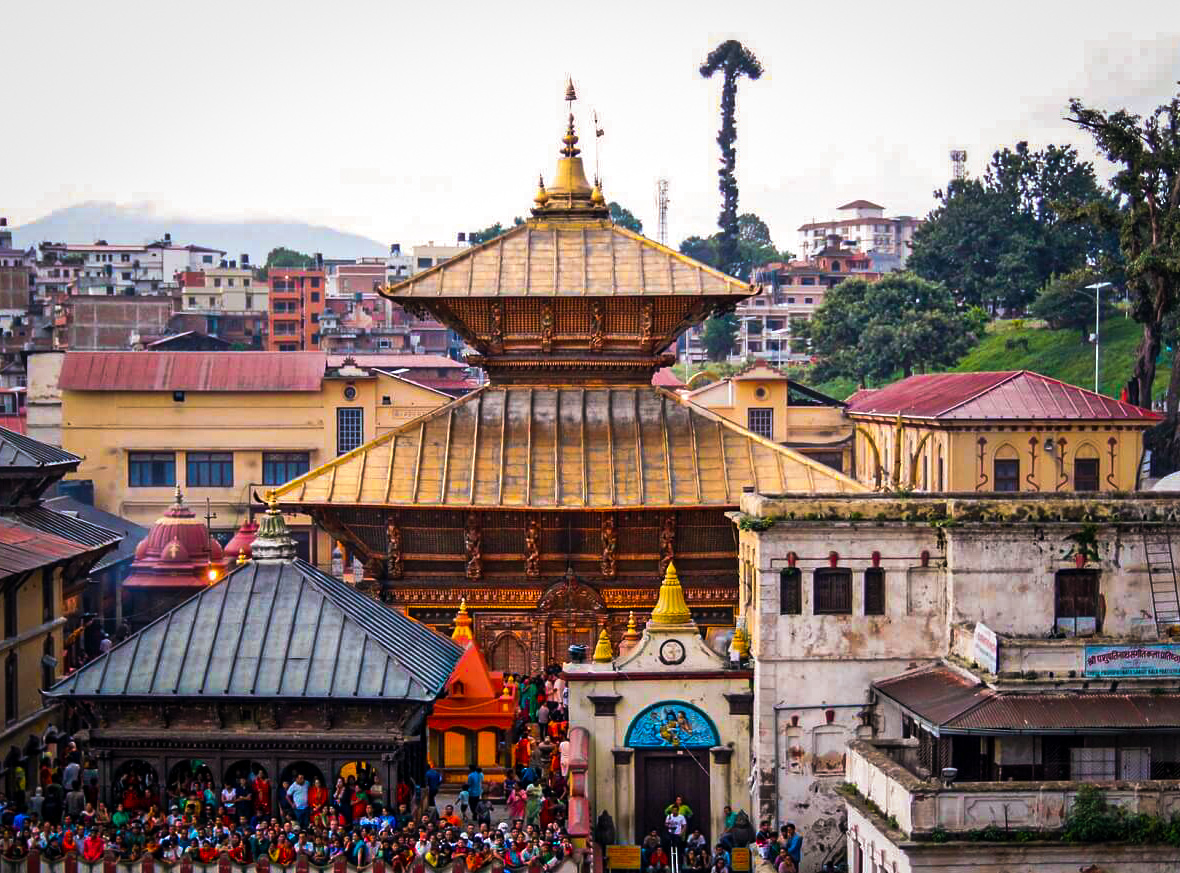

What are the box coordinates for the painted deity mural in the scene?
[625,701,719,748]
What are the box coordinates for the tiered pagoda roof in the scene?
[272,84,863,511]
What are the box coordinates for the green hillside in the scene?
[680,315,1170,406]
[951,316,1169,404]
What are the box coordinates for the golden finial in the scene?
[173,484,184,505]
[732,619,750,659]
[651,561,692,626]
[236,551,248,566]
[592,628,613,663]
[619,610,642,656]
[565,77,577,103]
[452,598,474,644]
[561,113,581,159]
[590,176,605,206]
[265,489,278,510]
[534,174,549,207]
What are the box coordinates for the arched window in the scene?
[993,444,1020,492]
[1074,443,1100,491]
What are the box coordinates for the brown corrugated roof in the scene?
[874,667,992,725]
[0,518,104,577]
[327,354,463,369]
[59,351,326,392]
[845,371,1160,422]
[837,199,885,210]
[948,693,1180,732]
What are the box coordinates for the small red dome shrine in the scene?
[122,487,228,624]
[223,518,258,562]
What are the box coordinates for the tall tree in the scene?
[797,273,987,387]
[259,246,315,278]
[909,142,1114,312]
[700,40,764,276]
[470,218,525,245]
[609,202,643,233]
[1068,87,1180,431]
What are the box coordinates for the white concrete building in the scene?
[39,236,225,295]
[733,492,1180,871]
[797,201,920,267]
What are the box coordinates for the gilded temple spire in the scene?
[650,561,693,626]
[530,79,606,220]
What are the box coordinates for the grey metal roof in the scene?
[16,505,122,550]
[0,427,81,470]
[48,558,463,702]
[42,497,148,572]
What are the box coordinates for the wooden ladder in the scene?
[1143,529,1180,637]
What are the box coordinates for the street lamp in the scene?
[1085,282,1112,393]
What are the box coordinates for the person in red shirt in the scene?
[82,833,104,862]
[647,846,670,873]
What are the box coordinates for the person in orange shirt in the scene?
[270,836,295,866]
[441,804,461,828]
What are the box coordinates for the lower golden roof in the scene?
[272,385,864,510]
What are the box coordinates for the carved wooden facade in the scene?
[270,99,864,671]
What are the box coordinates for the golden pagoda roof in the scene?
[380,222,754,299]
[270,385,864,510]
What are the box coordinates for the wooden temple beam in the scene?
[660,394,673,504]
[411,420,426,503]
[633,389,645,504]
[717,419,731,502]
[606,389,616,505]
[497,390,508,505]
[688,410,703,503]
[384,434,399,503]
[526,387,535,505]
[580,388,587,505]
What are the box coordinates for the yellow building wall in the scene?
[61,374,447,568]
[851,416,1146,492]
[0,567,63,746]
[690,372,853,472]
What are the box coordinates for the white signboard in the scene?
[972,622,999,673]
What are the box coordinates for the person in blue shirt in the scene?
[425,764,442,808]
[466,765,484,807]
[783,824,802,869]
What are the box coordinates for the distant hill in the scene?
[10,202,389,263]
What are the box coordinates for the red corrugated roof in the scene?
[326,354,464,369]
[0,518,101,577]
[59,352,326,392]
[845,371,1160,422]
[0,413,25,435]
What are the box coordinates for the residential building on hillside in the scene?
[324,353,481,396]
[0,219,36,337]
[0,428,120,771]
[268,265,325,350]
[39,234,225,296]
[734,491,1180,868]
[740,236,883,363]
[797,200,921,266]
[386,242,413,281]
[412,235,472,273]
[845,371,1157,492]
[56,351,450,567]
[177,255,268,348]
[687,361,852,473]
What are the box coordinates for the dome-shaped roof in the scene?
[126,486,227,588]
[223,519,258,560]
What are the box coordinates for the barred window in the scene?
[813,568,852,615]
[337,408,364,455]
[864,568,885,615]
[780,568,801,615]
[747,408,774,439]
[129,452,175,487]
[186,452,233,487]
[263,452,311,485]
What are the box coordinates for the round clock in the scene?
[659,639,686,665]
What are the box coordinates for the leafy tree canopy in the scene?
[469,218,525,246]
[609,202,642,233]
[908,142,1117,313]
[701,312,739,362]
[1029,268,1116,340]
[1068,86,1180,428]
[260,246,314,277]
[797,273,987,387]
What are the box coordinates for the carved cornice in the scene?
[391,585,738,609]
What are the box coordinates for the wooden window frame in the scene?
[864,568,885,615]
[813,568,852,615]
[994,458,1019,492]
[1074,458,1100,491]
[780,568,801,615]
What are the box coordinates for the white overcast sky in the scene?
[4,0,1179,251]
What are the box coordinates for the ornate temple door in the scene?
[635,750,711,842]
[489,633,530,675]
[546,615,597,665]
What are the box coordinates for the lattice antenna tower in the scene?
[656,178,670,246]
[950,149,968,182]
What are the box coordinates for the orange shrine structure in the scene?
[426,600,518,786]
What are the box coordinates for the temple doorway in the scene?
[489,633,529,675]
[536,572,606,666]
[635,750,711,843]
